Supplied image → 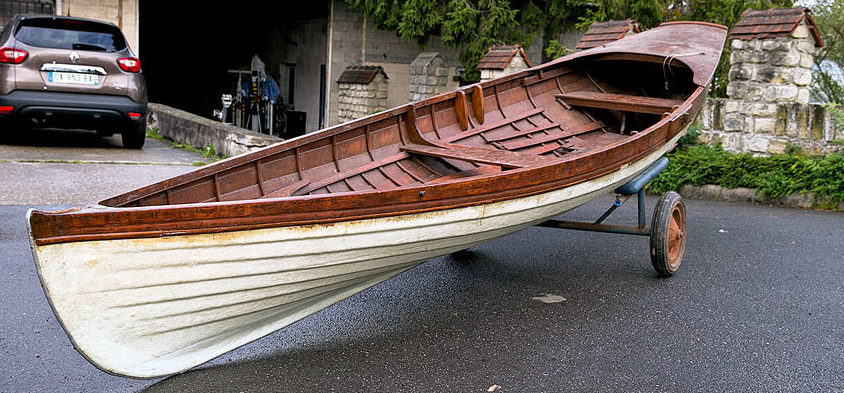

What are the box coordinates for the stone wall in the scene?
[726,36,815,105]
[696,19,842,155]
[409,53,449,102]
[148,103,280,158]
[696,98,842,154]
[337,72,388,124]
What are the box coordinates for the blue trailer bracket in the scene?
[536,157,669,236]
[536,156,687,277]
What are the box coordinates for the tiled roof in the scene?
[337,65,388,84]
[576,19,640,50]
[477,45,531,70]
[731,7,823,47]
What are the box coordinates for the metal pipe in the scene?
[637,189,646,229]
[537,220,651,236]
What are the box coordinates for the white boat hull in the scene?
[29,132,684,378]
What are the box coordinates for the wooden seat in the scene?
[556,91,684,115]
[401,143,556,169]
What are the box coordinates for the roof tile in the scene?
[576,19,641,50]
[730,7,823,47]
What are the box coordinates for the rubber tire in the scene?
[650,191,687,277]
[121,118,146,149]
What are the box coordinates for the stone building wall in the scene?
[337,72,388,124]
[696,16,842,155]
[408,53,449,102]
[697,98,842,154]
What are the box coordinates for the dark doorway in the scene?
[139,1,329,128]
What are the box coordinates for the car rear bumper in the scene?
[0,90,147,128]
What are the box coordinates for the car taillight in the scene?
[0,47,28,64]
[0,106,13,114]
[117,57,141,73]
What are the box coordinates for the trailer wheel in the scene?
[650,191,686,277]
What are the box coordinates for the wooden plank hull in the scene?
[29,131,685,378]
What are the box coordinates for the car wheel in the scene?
[122,118,146,149]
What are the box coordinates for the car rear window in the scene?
[14,18,127,52]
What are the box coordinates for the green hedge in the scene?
[649,144,844,209]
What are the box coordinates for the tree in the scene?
[810,0,844,104]
[346,0,793,88]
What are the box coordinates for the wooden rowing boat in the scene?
[27,21,726,378]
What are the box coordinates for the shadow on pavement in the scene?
[1,127,125,149]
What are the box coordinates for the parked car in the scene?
[0,15,147,148]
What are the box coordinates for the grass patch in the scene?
[649,144,844,209]
[146,127,227,163]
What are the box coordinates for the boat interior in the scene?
[103,55,697,208]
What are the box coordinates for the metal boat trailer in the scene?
[537,157,687,276]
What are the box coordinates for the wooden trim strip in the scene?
[443,107,543,143]
[401,143,556,169]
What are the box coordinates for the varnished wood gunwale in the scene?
[30,21,727,246]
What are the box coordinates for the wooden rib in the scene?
[212,174,221,201]
[470,84,485,124]
[255,160,266,196]
[403,105,427,145]
[501,121,604,150]
[363,124,375,161]
[443,107,543,143]
[429,105,442,140]
[455,90,469,131]
[557,91,683,115]
[401,143,556,169]
[377,167,403,186]
[493,84,506,118]
[395,160,425,182]
[262,178,311,199]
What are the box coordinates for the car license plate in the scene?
[48,72,99,85]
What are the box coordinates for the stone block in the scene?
[745,135,770,153]
[435,67,449,77]
[755,66,790,84]
[793,69,812,86]
[763,85,798,103]
[811,105,825,140]
[731,39,745,50]
[771,51,800,67]
[768,139,788,154]
[754,117,776,134]
[799,53,814,68]
[751,102,778,117]
[797,88,810,105]
[762,39,791,51]
[729,66,754,81]
[724,99,739,113]
[723,112,744,131]
[791,24,810,39]
[775,105,788,136]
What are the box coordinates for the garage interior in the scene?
[139,1,330,136]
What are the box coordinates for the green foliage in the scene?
[824,103,844,130]
[676,123,702,146]
[544,39,572,60]
[649,144,844,208]
[347,0,794,86]
[810,0,844,103]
